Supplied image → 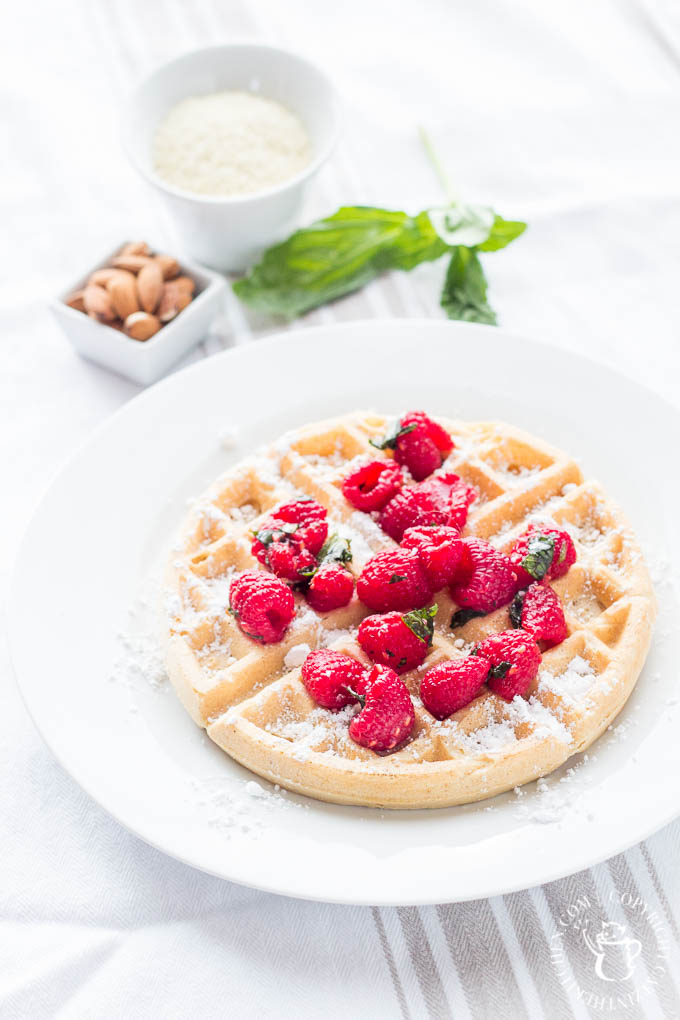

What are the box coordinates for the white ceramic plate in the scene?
[9,321,680,905]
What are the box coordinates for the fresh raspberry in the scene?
[251,499,328,579]
[273,498,327,529]
[264,534,318,584]
[396,429,443,481]
[342,460,403,511]
[348,665,416,754]
[252,499,328,563]
[305,565,355,612]
[358,605,437,674]
[511,582,568,649]
[229,570,288,612]
[401,526,472,590]
[229,570,295,644]
[420,656,490,719]
[445,477,478,531]
[510,524,576,587]
[371,411,453,481]
[378,473,476,541]
[378,486,446,541]
[357,548,431,613]
[301,649,368,710]
[474,630,541,701]
[449,538,520,623]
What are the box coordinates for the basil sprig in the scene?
[233,130,525,325]
[233,206,525,323]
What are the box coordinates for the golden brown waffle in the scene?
[164,413,655,809]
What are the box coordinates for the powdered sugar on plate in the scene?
[511,757,594,825]
[189,775,308,838]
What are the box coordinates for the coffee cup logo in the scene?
[550,890,670,1012]
[582,920,642,982]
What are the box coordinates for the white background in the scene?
[3,1,680,1017]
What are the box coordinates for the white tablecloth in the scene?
[3,1,680,1016]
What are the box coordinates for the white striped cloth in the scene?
[3,0,680,1017]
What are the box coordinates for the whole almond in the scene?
[158,281,192,322]
[137,260,164,313]
[65,290,86,312]
[83,284,116,321]
[124,311,161,341]
[89,267,128,287]
[154,254,180,280]
[174,275,196,296]
[112,254,152,274]
[107,270,139,320]
[121,240,150,256]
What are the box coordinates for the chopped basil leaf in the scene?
[389,573,407,583]
[402,605,437,645]
[490,660,512,679]
[509,590,526,629]
[450,608,484,628]
[254,522,299,547]
[520,533,555,580]
[318,533,352,566]
[369,418,417,451]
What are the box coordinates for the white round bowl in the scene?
[122,44,339,272]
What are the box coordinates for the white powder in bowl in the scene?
[152,90,312,197]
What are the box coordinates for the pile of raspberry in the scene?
[229,410,579,758]
[307,409,579,754]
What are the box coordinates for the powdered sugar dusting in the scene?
[539,654,596,707]
[443,693,571,754]
[284,643,311,669]
[269,704,361,762]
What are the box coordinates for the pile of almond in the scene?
[66,241,196,340]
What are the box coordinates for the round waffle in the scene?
[164,413,655,809]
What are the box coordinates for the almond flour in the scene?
[152,90,312,197]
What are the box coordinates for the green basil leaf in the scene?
[318,533,352,566]
[401,605,437,646]
[509,590,526,629]
[490,660,512,679]
[440,248,497,325]
[233,206,449,318]
[477,215,527,252]
[520,534,555,581]
[450,608,484,628]
[369,418,417,451]
[253,522,298,547]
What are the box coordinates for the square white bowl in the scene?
[51,244,227,386]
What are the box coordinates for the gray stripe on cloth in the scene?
[640,842,680,942]
[372,907,412,1020]
[543,871,648,1020]
[606,853,680,1018]
[436,900,529,1020]
[504,890,577,1020]
[396,907,453,1020]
